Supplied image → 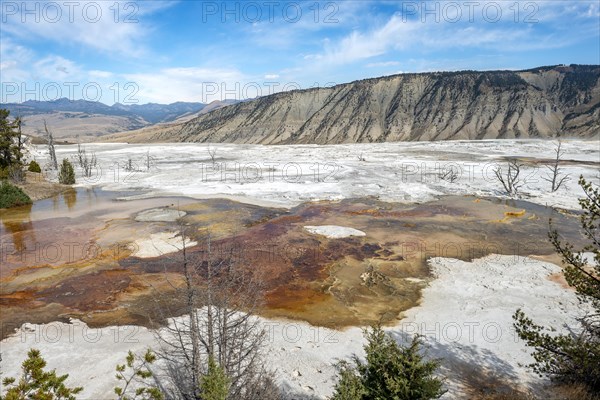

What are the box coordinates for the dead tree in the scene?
[77,143,97,178]
[494,159,524,196]
[146,151,155,171]
[438,165,459,183]
[8,164,25,183]
[207,146,217,166]
[542,140,570,192]
[43,120,58,170]
[123,157,136,172]
[14,116,23,164]
[151,226,279,400]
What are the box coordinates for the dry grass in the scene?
[551,384,600,400]
[477,391,535,400]
[17,171,70,201]
[21,112,145,140]
[476,384,599,400]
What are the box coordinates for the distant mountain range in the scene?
[106,64,599,144]
[0,98,237,139]
[2,98,207,123]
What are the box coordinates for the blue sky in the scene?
[1,0,599,104]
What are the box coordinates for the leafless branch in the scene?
[148,219,279,399]
[494,159,524,197]
[438,166,459,183]
[541,140,570,192]
[207,146,217,166]
[77,143,97,177]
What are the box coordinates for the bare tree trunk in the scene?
[44,120,58,170]
[183,225,202,398]
[542,140,570,192]
[207,146,217,166]
[15,116,23,163]
[77,143,97,177]
[147,151,152,171]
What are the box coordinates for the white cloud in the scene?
[89,70,113,79]
[245,1,374,50]
[264,74,280,79]
[125,67,248,103]
[312,14,417,66]
[366,61,401,68]
[32,55,81,81]
[0,1,175,57]
[0,39,83,84]
[585,3,600,17]
[0,39,132,104]
[302,0,600,71]
[0,38,34,82]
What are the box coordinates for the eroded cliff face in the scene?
[172,65,599,144]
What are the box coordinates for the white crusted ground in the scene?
[29,139,600,210]
[132,231,197,258]
[134,208,186,222]
[0,255,588,399]
[304,225,366,239]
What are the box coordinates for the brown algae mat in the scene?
[0,192,587,339]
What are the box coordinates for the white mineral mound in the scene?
[134,208,186,222]
[132,232,197,258]
[304,225,366,239]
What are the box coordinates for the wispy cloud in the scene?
[0,1,174,57]
[0,38,34,82]
[1,38,82,83]
[303,14,416,66]
[301,0,600,70]
[366,61,401,68]
[125,67,248,103]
